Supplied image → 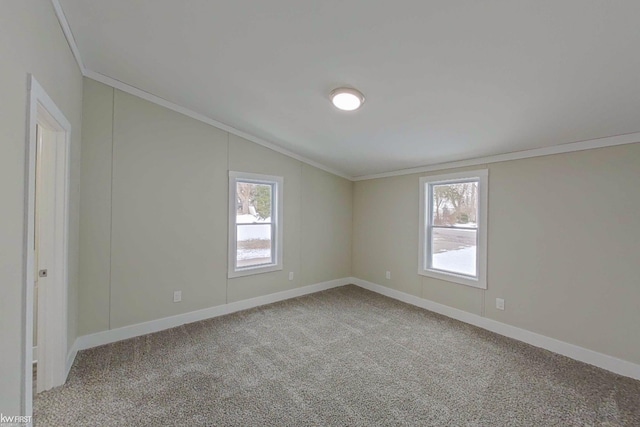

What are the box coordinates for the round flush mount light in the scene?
[330,87,365,111]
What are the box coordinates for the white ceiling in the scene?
[59,0,640,178]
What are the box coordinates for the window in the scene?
[419,170,488,289]
[228,171,283,278]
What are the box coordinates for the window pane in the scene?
[237,224,272,267]
[432,181,478,227]
[236,182,272,224]
[431,227,477,276]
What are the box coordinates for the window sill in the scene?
[418,268,487,289]
[228,264,282,279]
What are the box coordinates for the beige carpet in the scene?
[35,285,640,426]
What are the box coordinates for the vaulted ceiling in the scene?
[58,0,640,178]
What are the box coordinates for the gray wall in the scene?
[353,143,640,365]
[0,0,83,414]
[79,78,353,334]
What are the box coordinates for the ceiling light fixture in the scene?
[330,87,365,111]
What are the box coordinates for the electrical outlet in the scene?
[288,272,294,281]
[173,291,182,303]
[385,271,391,280]
[496,298,505,310]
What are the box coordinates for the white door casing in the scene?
[23,75,71,417]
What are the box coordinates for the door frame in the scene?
[23,74,71,417]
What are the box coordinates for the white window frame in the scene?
[228,171,284,278]
[418,170,488,289]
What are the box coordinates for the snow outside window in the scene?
[418,170,488,289]
[228,172,283,278]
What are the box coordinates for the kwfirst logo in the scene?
[0,413,32,425]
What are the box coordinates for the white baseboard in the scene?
[75,278,350,352]
[350,277,640,380]
[66,276,640,382]
[65,339,78,380]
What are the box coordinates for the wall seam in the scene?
[107,87,115,330]
[350,180,356,280]
[481,163,488,318]
[225,132,229,305]
[298,162,303,287]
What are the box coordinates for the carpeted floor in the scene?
[35,285,640,426]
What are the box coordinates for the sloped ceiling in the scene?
[59,0,640,177]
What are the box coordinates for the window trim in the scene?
[418,170,488,289]
[228,171,284,278]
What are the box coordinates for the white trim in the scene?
[50,276,640,383]
[65,338,78,379]
[86,67,640,184]
[80,70,640,186]
[50,0,351,181]
[83,70,353,180]
[24,75,72,418]
[418,170,488,289]
[50,0,86,74]
[350,277,640,381]
[353,132,640,181]
[80,70,640,184]
[76,278,350,351]
[228,171,284,278]
[51,0,640,184]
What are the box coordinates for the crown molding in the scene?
[50,1,353,181]
[51,0,85,74]
[84,70,353,180]
[52,0,640,184]
[352,132,640,181]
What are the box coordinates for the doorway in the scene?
[24,75,71,417]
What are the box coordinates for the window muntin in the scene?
[229,172,283,278]
[419,171,487,289]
